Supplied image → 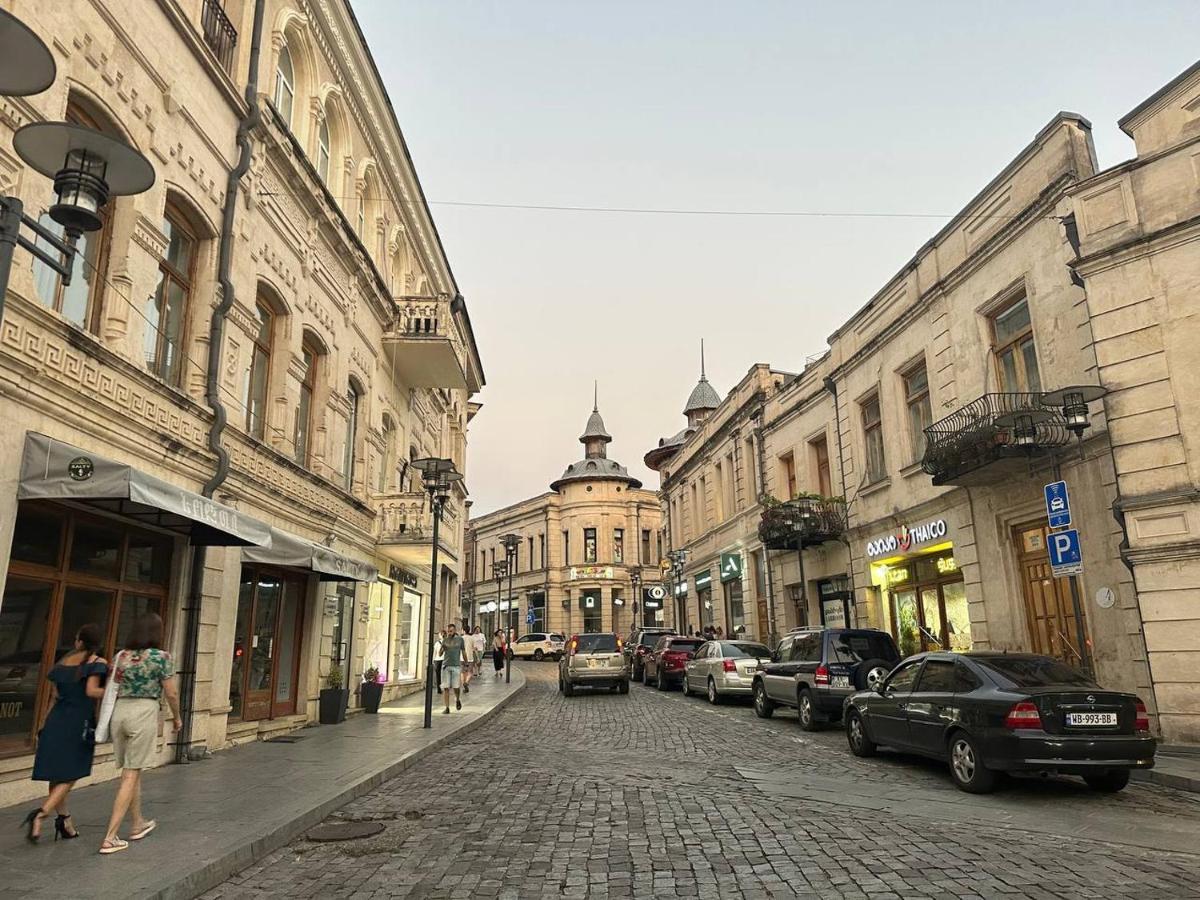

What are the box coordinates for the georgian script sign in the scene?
[865,519,948,558]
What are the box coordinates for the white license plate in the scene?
[587,658,598,668]
[832,675,851,689]
[1066,712,1118,726]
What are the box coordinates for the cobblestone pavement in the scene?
[204,663,1200,899]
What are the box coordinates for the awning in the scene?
[243,527,377,583]
[17,432,270,547]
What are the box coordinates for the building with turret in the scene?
[464,397,664,639]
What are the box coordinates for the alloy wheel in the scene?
[708,679,718,704]
[865,666,889,690]
[951,738,976,784]
[849,714,864,750]
[799,694,812,727]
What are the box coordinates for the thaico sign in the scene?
[865,519,948,558]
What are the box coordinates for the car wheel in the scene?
[707,677,721,705]
[618,679,629,695]
[1083,770,1131,793]
[846,710,877,757]
[948,732,996,794]
[680,676,691,697]
[563,679,575,697]
[797,689,822,732]
[534,649,544,662]
[753,682,774,718]
[856,658,893,691]
[656,669,668,691]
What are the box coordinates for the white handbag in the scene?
[94,651,123,744]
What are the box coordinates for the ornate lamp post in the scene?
[491,560,508,669]
[412,457,461,728]
[627,569,641,637]
[669,549,688,631]
[500,533,521,683]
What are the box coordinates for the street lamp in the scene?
[413,457,462,728]
[0,8,56,97]
[627,569,640,637]
[500,533,521,683]
[669,549,688,630]
[492,559,508,670]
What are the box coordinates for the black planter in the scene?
[360,681,384,714]
[319,687,349,724]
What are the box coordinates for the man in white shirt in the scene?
[432,629,445,693]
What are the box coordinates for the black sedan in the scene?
[843,652,1155,794]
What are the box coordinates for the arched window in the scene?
[356,193,365,238]
[274,44,295,126]
[316,115,331,184]
[344,381,362,490]
[378,416,395,493]
[295,337,320,465]
[144,201,197,385]
[244,300,274,440]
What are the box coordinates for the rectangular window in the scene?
[744,437,757,504]
[641,529,652,566]
[725,453,737,513]
[584,528,597,563]
[145,207,195,386]
[903,364,933,462]
[563,530,570,566]
[613,528,624,564]
[244,301,273,441]
[861,396,886,484]
[656,531,663,562]
[295,344,317,465]
[539,533,546,569]
[713,462,725,523]
[811,436,832,497]
[582,591,603,633]
[779,452,797,499]
[991,296,1042,393]
[528,536,534,569]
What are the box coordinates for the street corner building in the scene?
[462,398,664,642]
[645,61,1200,744]
[0,0,485,806]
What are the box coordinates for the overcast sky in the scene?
[353,1,1199,517]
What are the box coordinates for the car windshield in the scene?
[975,656,1096,688]
[550,634,565,642]
[828,632,899,664]
[724,642,771,659]
[665,640,703,651]
[639,632,671,647]
[575,634,618,653]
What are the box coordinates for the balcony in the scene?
[382,298,470,391]
[759,497,848,551]
[921,392,1073,486]
[374,491,459,567]
[200,0,237,74]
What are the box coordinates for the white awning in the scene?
[243,527,377,583]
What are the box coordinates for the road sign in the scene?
[526,609,535,625]
[1048,528,1082,577]
[1044,480,1071,529]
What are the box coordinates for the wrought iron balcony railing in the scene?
[759,497,848,551]
[201,0,238,74]
[921,392,1073,486]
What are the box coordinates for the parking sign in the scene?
[1047,529,1082,577]
[1044,480,1071,529]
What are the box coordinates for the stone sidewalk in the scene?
[0,669,524,900]
[1136,743,1200,793]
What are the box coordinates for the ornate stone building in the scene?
[464,401,662,640]
[0,0,483,804]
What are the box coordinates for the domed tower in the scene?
[551,385,642,492]
[683,339,720,428]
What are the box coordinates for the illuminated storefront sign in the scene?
[865,519,948,558]
[569,566,613,580]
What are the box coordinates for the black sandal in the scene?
[55,815,79,840]
[20,808,46,844]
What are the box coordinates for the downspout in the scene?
[751,417,778,644]
[176,0,266,764]
[823,375,858,622]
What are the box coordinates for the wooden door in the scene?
[1013,522,1086,665]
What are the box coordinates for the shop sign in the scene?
[570,566,613,580]
[67,456,94,481]
[694,572,712,589]
[388,564,419,588]
[865,519,948,558]
[936,555,958,575]
[719,552,743,583]
[584,594,596,609]
[822,598,847,629]
[643,585,666,609]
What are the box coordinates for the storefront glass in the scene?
[724,580,746,636]
[876,549,970,655]
[395,589,421,679]
[582,591,602,633]
[229,567,307,721]
[363,579,393,679]
[529,592,547,632]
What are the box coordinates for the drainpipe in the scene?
[823,375,857,620]
[176,0,266,764]
[750,417,778,644]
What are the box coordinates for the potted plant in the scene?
[360,665,384,714]
[319,663,349,725]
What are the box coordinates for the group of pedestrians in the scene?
[431,623,509,714]
[696,625,726,641]
[21,613,180,856]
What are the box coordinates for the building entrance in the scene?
[1013,521,1088,666]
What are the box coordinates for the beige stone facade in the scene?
[0,0,482,805]
[464,405,662,640]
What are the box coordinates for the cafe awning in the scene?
[17,432,269,547]
[243,527,378,583]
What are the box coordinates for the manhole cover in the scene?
[267,735,304,743]
[307,822,385,842]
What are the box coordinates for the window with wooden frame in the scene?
[991,296,1042,394]
[274,44,295,126]
[613,528,624,564]
[861,395,886,484]
[902,362,933,462]
[778,452,798,500]
[144,203,196,386]
[295,337,319,466]
[244,300,274,440]
[584,528,598,564]
[810,436,832,497]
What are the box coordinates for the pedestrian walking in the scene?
[99,613,182,855]
[440,622,467,714]
[492,630,506,677]
[715,626,725,640]
[433,629,446,693]
[21,624,108,843]
[472,625,486,673]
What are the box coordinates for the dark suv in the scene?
[752,627,900,731]
[627,627,675,681]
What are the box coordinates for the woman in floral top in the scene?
[99,613,182,855]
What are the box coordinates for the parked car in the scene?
[752,627,900,731]
[642,636,705,690]
[559,633,629,696]
[683,640,772,704]
[843,651,1155,794]
[627,627,675,681]
[509,632,566,661]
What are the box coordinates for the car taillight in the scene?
[722,659,736,673]
[617,638,623,650]
[568,639,578,656]
[814,664,829,686]
[1004,701,1042,730]
[1135,699,1150,733]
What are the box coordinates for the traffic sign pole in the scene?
[1048,464,1093,677]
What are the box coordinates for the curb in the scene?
[1132,768,1200,794]
[161,671,526,900]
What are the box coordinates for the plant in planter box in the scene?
[360,665,384,714]
[319,663,349,725]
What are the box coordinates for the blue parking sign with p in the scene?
[1044,480,1071,529]
[1047,529,1082,576]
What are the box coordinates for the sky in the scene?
[353,1,1200,517]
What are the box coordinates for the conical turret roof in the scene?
[683,339,720,414]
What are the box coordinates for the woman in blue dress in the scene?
[21,623,108,842]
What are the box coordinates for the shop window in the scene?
[229,567,306,721]
[724,579,746,637]
[903,363,932,462]
[613,528,624,564]
[778,452,797,499]
[582,592,602,633]
[640,529,651,565]
[274,43,295,126]
[295,338,320,466]
[145,203,196,386]
[244,299,274,440]
[363,579,393,681]
[583,528,597,564]
[9,505,63,567]
[861,395,886,484]
[991,296,1042,394]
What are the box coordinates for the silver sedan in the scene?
[682,640,772,704]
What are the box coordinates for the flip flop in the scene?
[130,820,157,841]
[99,837,129,855]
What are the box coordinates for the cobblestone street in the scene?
[202,663,1200,899]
